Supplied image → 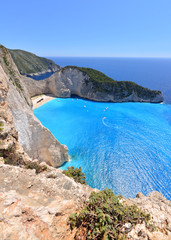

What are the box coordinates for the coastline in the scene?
[31,94,55,109]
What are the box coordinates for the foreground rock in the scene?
[0,162,170,240]
[123,192,171,240]
[0,163,93,240]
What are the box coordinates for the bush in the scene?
[69,189,151,240]
[25,162,47,174]
[63,166,87,185]
[4,157,14,165]
[0,122,4,132]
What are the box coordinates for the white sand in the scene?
[32,94,55,109]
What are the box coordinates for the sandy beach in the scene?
[32,94,55,109]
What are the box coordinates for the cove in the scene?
[34,98,171,199]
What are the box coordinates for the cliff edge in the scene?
[0,45,68,167]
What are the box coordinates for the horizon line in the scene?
[43,55,171,59]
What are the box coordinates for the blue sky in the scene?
[0,0,171,57]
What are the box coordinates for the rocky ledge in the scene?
[123,192,171,240]
[0,163,93,240]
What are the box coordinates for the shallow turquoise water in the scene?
[34,99,171,199]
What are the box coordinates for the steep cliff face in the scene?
[22,66,163,103]
[0,45,68,167]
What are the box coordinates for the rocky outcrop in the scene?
[0,161,170,240]
[0,163,93,240]
[22,67,164,103]
[122,192,171,240]
[0,45,69,167]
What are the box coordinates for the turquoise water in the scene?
[34,99,171,199]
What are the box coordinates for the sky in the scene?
[0,0,171,57]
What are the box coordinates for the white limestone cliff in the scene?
[22,67,164,103]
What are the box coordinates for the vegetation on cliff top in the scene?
[69,188,152,240]
[63,166,87,184]
[63,66,162,97]
[0,45,23,91]
[8,48,60,74]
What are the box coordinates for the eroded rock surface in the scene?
[0,164,93,240]
[123,192,171,240]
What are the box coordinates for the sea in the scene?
[34,57,171,200]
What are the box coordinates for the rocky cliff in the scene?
[22,66,163,103]
[0,45,68,167]
[0,163,93,240]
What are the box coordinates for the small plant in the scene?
[63,166,87,184]
[0,122,4,132]
[14,80,23,91]
[147,223,158,232]
[25,162,47,174]
[68,189,152,240]
[3,55,9,66]
[4,157,15,165]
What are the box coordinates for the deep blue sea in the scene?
[34,99,171,200]
[50,57,171,104]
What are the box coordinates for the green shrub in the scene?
[4,157,15,165]
[63,166,86,185]
[14,80,23,91]
[25,162,47,174]
[69,189,151,240]
[0,122,4,132]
